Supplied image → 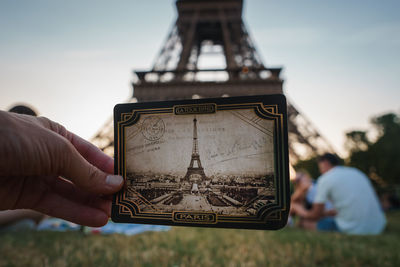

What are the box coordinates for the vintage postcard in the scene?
[112,95,289,230]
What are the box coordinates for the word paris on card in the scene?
[112,94,290,230]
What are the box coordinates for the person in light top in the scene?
[291,153,386,235]
[291,171,335,229]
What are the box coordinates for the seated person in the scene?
[291,171,335,229]
[291,153,386,234]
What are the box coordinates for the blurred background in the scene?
[1,0,400,266]
[1,0,399,157]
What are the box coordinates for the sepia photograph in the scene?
[124,108,276,216]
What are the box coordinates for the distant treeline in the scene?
[295,112,400,188]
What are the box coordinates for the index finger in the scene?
[37,116,114,174]
[69,133,114,174]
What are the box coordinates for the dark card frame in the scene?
[112,94,290,230]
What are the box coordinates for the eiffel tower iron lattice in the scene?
[184,117,207,180]
[92,0,336,162]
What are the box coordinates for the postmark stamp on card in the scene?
[141,116,165,141]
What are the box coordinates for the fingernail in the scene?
[106,175,123,187]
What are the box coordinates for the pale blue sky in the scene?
[1,0,399,155]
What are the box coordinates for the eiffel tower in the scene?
[92,0,335,162]
[184,117,207,180]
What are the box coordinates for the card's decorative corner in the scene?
[112,94,289,230]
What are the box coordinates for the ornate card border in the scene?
[112,94,289,230]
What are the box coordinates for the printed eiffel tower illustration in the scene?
[92,0,336,162]
[184,117,207,180]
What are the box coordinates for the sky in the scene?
[1,0,399,156]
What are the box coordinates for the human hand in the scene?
[0,111,123,227]
[290,202,302,215]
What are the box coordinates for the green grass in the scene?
[1,212,400,267]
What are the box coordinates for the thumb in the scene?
[60,140,124,195]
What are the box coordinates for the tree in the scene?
[345,131,371,175]
[294,156,320,179]
[293,112,400,186]
[346,112,400,186]
[345,131,370,152]
[368,113,400,185]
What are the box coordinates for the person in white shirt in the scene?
[291,153,386,235]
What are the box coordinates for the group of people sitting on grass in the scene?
[290,153,386,235]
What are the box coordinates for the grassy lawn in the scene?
[1,212,399,267]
